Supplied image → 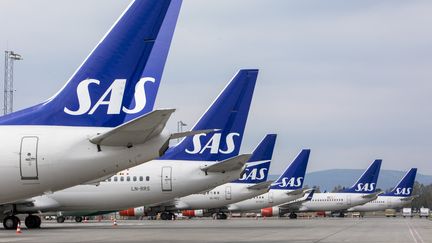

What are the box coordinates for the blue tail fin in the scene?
[383,168,417,197]
[0,0,182,127]
[232,134,277,184]
[161,69,258,161]
[343,159,382,193]
[270,149,310,190]
[306,189,315,201]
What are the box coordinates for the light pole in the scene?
[177,120,187,143]
[4,51,23,115]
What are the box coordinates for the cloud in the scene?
[1,0,431,174]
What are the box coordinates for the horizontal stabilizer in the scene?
[361,191,383,199]
[169,129,220,140]
[401,195,418,202]
[90,109,175,146]
[247,180,274,190]
[286,188,311,196]
[200,154,251,173]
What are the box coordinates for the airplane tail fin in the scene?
[270,149,310,190]
[161,69,258,161]
[231,134,277,184]
[383,168,417,197]
[343,159,382,193]
[0,0,182,127]
[305,189,315,201]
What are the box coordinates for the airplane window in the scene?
[146,176,150,181]
[126,176,130,181]
[107,178,111,182]
[114,177,118,182]
[139,176,143,181]
[120,177,124,182]
[133,176,137,182]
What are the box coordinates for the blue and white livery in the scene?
[0,0,184,229]
[10,68,260,226]
[227,149,311,214]
[290,160,383,213]
[348,168,417,212]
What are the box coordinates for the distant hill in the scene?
[269,169,432,192]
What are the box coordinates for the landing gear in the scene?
[57,216,65,223]
[3,215,20,230]
[160,212,175,220]
[75,216,83,223]
[215,213,227,220]
[25,215,41,229]
[338,212,345,218]
[289,213,298,219]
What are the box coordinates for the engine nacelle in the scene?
[119,207,145,217]
[182,209,204,217]
[261,206,280,217]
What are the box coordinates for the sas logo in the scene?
[355,183,375,192]
[239,167,268,181]
[64,77,155,115]
[185,133,240,155]
[273,177,303,188]
[394,187,412,196]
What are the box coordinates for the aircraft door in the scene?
[161,166,172,191]
[268,191,274,203]
[346,194,352,206]
[225,186,232,200]
[20,137,39,180]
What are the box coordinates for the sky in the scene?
[1,0,431,175]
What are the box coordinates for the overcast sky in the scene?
[1,0,431,175]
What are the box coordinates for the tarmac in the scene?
[0,217,430,243]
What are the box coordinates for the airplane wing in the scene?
[200,154,251,173]
[247,180,274,190]
[90,109,175,146]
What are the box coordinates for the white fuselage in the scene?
[0,126,169,204]
[227,189,303,212]
[172,183,268,210]
[298,192,375,212]
[347,196,411,212]
[16,159,245,214]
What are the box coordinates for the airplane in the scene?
[348,168,417,214]
[121,134,276,220]
[226,149,311,214]
[0,0,208,229]
[165,134,277,220]
[8,69,259,229]
[261,159,383,218]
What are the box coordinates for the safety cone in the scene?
[16,223,22,234]
[113,219,117,227]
